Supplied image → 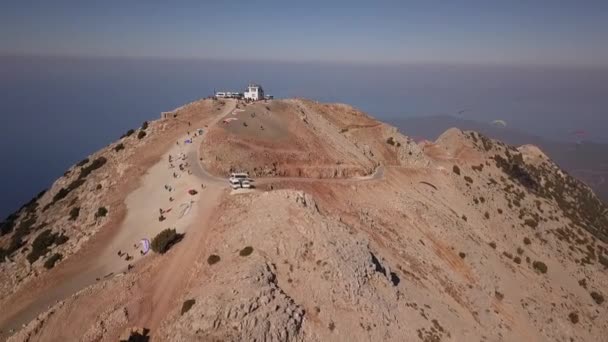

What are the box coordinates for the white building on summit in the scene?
[244,83,264,101]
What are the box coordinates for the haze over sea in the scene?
[1,55,608,217]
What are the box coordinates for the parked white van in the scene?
[241,180,252,189]
[229,178,242,189]
[230,172,249,180]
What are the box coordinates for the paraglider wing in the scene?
[492,120,507,127]
[140,238,150,255]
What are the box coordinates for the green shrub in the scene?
[532,260,548,274]
[53,188,70,202]
[239,246,254,257]
[452,165,461,175]
[95,207,108,218]
[137,130,147,139]
[114,143,125,152]
[76,158,90,167]
[590,291,604,305]
[181,299,196,315]
[1,212,19,236]
[151,228,179,254]
[44,253,62,269]
[27,229,59,264]
[55,234,69,245]
[121,129,135,138]
[207,254,221,265]
[69,207,80,221]
[79,157,107,179]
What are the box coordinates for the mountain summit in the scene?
[1,98,607,341]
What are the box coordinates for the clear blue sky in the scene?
[2,1,608,66]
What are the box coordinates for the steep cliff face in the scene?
[2,99,607,342]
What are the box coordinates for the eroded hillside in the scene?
[2,98,607,342]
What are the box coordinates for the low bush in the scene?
[121,129,135,138]
[517,247,524,255]
[55,234,69,245]
[151,228,180,254]
[207,254,221,265]
[524,219,538,229]
[458,252,466,259]
[598,254,608,268]
[484,212,490,219]
[137,130,147,139]
[141,121,149,130]
[181,299,196,315]
[513,256,522,264]
[386,137,395,146]
[52,188,70,203]
[69,207,80,221]
[590,291,604,305]
[568,312,579,324]
[114,143,125,152]
[80,157,107,179]
[95,207,108,218]
[489,242,497,249]
[27,229,60,264]
[532,260,548,274]
[76,158,90,167]
[44,253,62,269]
[452,165,461,175]
[1,212,20,236]
[239,246,254,257]
[464,176,473,183]
[523,237,531,245]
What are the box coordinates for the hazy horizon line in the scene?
[3,52,608,71]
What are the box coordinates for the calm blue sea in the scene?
[1,56,607,217]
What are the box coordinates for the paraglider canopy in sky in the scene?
[492,120,507,127]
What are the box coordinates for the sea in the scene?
[1,55,608,217]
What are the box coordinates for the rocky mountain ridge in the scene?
[1,98,607,341]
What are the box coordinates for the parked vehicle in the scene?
[229,178,241,189]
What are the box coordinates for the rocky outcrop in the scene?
[168,263,305,342]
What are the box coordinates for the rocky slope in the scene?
[2,98,607,342]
